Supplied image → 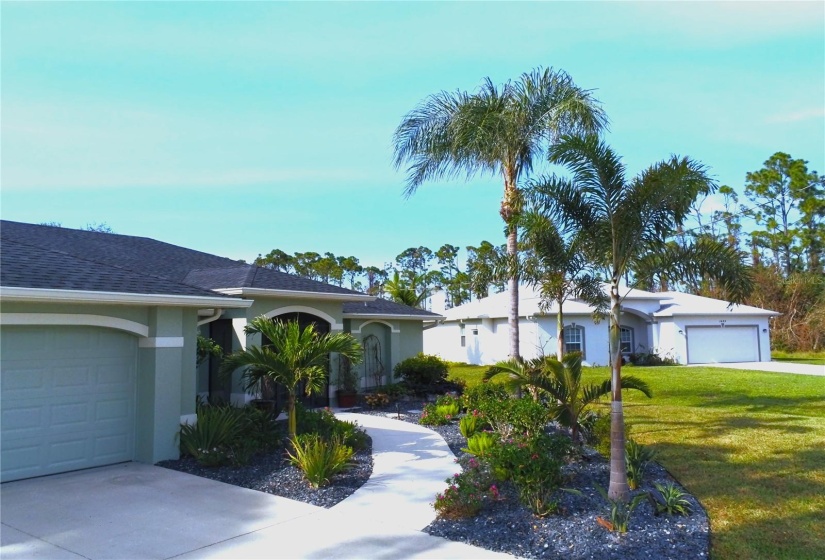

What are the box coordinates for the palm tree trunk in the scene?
[507,223,520,360]
[556,299,564,361]
[287,393,297,439]
[607,282,630,501]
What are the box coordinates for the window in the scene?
[564,325,584,356]
[460,324,466,348]
[620,326,634,353]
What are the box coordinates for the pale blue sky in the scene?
[2,1,823,269]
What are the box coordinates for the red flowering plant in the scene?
[432,457,498,519]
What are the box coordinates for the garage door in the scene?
[1,326,137,482]
[686,325,759,364]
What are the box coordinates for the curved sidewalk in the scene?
[175,412,514,559]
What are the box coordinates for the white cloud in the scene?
[766,107,825,124]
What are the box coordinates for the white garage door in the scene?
[1,326,137,482]
[686,325,759,364]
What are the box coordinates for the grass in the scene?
[448,363,825,560]
[771,350,825,366]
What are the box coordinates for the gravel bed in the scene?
[156,424,373,509]
[356,404,709,560]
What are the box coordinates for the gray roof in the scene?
[343,298,440,317]
[0,221,432,319]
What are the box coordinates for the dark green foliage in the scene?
[295,404,368,451]
[287,434,354,488]
[461,382,510,413]
[433,457,497,519]
[586,412,632,457]
[394,353,448,388]
[459,411,489,438]
[179,403,281,467]
[649,482,692,516]
[629,350,678,366]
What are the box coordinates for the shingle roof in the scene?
[343,298,440,317]
[1,222,428,318]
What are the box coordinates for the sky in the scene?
[2,1,823,269]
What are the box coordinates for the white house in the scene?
[424,285,779,366]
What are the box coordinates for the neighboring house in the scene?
[424,284,779,367]
[0,220,439,482]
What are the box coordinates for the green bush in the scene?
[420,402,452,426]
[475,395,550,439]
[596,485,647,533]
[461,382,510,413]
[296,404,368,450]
[179,404,244,467]
[287,434,354,488]
[394,353,448,388]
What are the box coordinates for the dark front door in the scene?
[268,312,331,409]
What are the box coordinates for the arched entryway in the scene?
[267,311,332,409]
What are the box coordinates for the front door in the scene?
[268,312,331,409]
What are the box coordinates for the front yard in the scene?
[448,363,825,560]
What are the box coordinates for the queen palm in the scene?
[484,352,651,443]
[529,134,753,500]
[220,317,363,438]
[393,67,607,360]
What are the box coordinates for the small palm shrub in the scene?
[625,438,656,490]
[433,457,497,519]
[595,485,648,533]
[420,395,461,426]
[287,434,354,488]
[459,410,489,438]
[179,404,244,467]
[462,431,498,457]
[649,482,692,516]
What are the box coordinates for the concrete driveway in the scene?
[699,361,824,376]
[1,414,512,560]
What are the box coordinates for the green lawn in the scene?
[448,363,825,560]
[771,351,825,366]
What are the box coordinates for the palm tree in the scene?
[220,317,363,438]
[383,270,428,308]
[518,210,608,359]
[484,353,651,443]
[393,67,607,360]
[529,134,753,501]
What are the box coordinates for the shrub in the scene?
[394,353,449,392]
[179,404,243,467]
[649,482,692,516]
[420,402,452,426]
[237,405,282,453]
[461,382,510,413]
[287,434,354,488]
[462,431,498,457]
[625,438,656,490]
[433,457,496,519]
[488,433,567,486]
[595,485,648,533]
[475,395,550,439]
[382,382,411,400]
[296,404,368,450]
[459,410,488,438]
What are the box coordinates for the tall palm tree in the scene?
[518,210,608,359]
[383,270,428,308]
[393,67,607,360]
[484,352,651,443]
[220,317,363,438]
[529,134,753,501]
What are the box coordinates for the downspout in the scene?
[197,308,224,326]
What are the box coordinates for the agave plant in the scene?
[484,352,652,443]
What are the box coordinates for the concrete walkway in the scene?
[698,361,824,376]
[1,413,513,560]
